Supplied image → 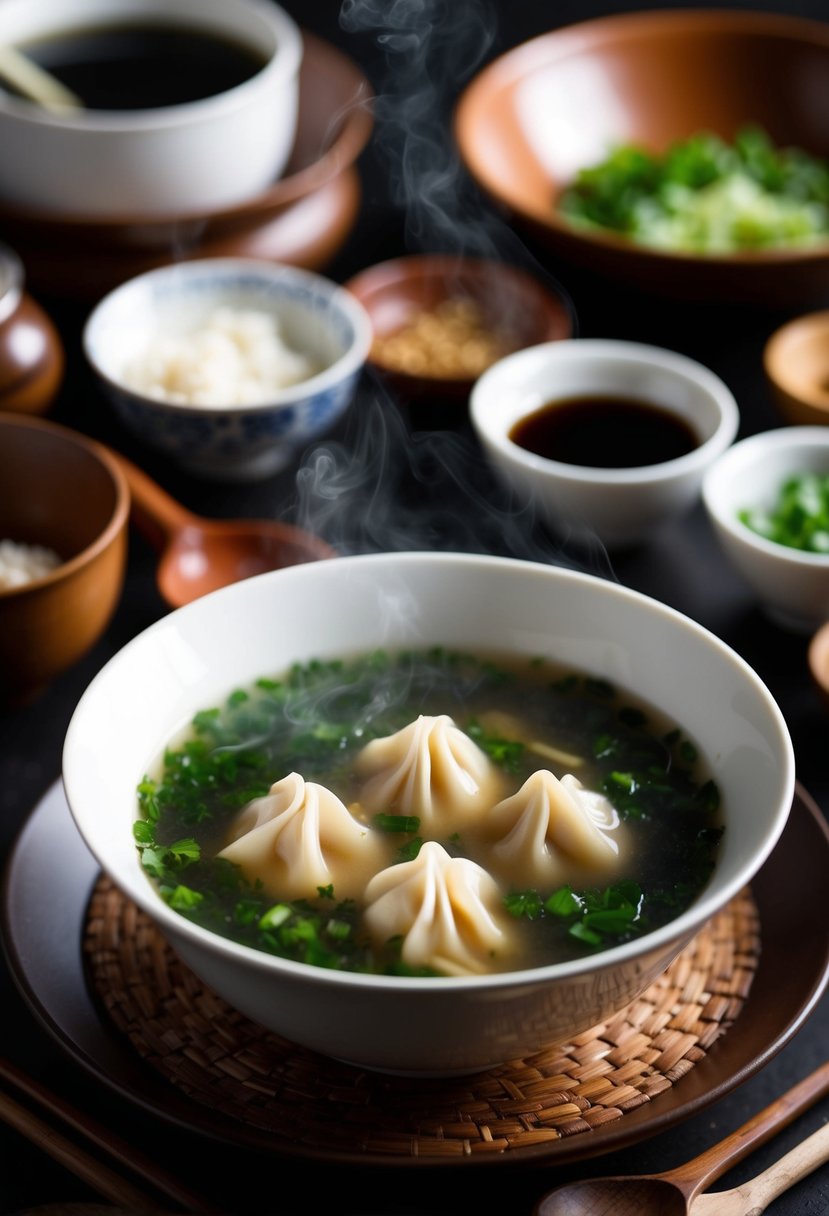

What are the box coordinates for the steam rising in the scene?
[292,390,613,578]
[339,0,574,275]
[285,1,609,579]
[340,0,499,252]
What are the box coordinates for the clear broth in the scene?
[136,648,723,976]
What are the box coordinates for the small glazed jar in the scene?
[0,241,64,415]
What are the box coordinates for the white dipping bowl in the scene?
[702,426,829,633]
[63,552,794,1076]
[470,339,740,549]
[83,258,373,482]
[0,0,302,218]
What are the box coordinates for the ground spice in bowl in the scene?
[370,298,509,380]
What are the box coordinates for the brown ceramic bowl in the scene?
[808,619,829,712]
[764,310,829,427]
[344,254,575,402]
[455,9,829,305]
[0,33,373,301]
[0,414,129,706]
[0,243,64,416]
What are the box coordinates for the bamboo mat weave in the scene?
[83,876,761,1162]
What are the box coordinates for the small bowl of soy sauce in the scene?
[469,338,740,550]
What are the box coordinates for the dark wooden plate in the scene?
[2,778,828,1168]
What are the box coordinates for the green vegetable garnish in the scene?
[560,124,829,253]
[466,719,525,772]
[131,649,723,977]
[373,813,421,833]
[508,881,644,949]
[739,472,829,552]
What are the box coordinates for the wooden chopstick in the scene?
[0,1056,220,1213]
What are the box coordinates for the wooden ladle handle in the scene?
[665,1058,829,1203]
[109,452,200,552]
[705,1120,829,1214]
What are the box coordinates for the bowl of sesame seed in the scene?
[344,254,575,403]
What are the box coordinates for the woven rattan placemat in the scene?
[83,876,761,1162]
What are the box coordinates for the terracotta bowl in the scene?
[0,414,129,706]
[0,242,64,416]
[344,254,575,402]
[455,9,829,305]
[0,33,373,300]
[764,310,829,427]
[808,619,829,712]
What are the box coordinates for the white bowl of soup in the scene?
[470,339,740,550]
[62,552,794,1075]
[0,0,302,218]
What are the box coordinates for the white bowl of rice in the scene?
[83,258,373,481]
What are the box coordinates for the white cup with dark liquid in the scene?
[0,0,302,217]
[470,338,740,550]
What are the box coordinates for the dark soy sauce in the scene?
[509,395,699,469]
[16,24,268,110]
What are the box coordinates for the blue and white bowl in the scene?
[83,258,373,481]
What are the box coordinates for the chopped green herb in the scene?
[373,813,421,833]
[165,884,204,911]
[560,124,829,252]
[259,904,292,931]
[133,647,722,977]
[505,890,544,919]
[466,719,525,772]
[739,472,829,553]
[396,836,423,863]
[545,886,581,917]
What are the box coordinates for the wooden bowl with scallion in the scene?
[456,9,829,305]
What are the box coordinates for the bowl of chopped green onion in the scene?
[702,426,829,631]
[455,9,829,304]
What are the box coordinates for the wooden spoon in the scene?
[0,45,83,111]
[114,453,336,610]
[690,1119,829,1214]
[534,1059,829,1216]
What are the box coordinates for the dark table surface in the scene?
[2,1,829,1213]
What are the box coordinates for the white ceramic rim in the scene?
[62,550,795,994]
[0,0,302,130]
[82,257,374,414]
[469,338,741,486]
[702,425,829,566]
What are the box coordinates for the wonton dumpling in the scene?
[218,772,383,900]
[364,841,516,976]
[355,714,505,832]
[486,770,627,887]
